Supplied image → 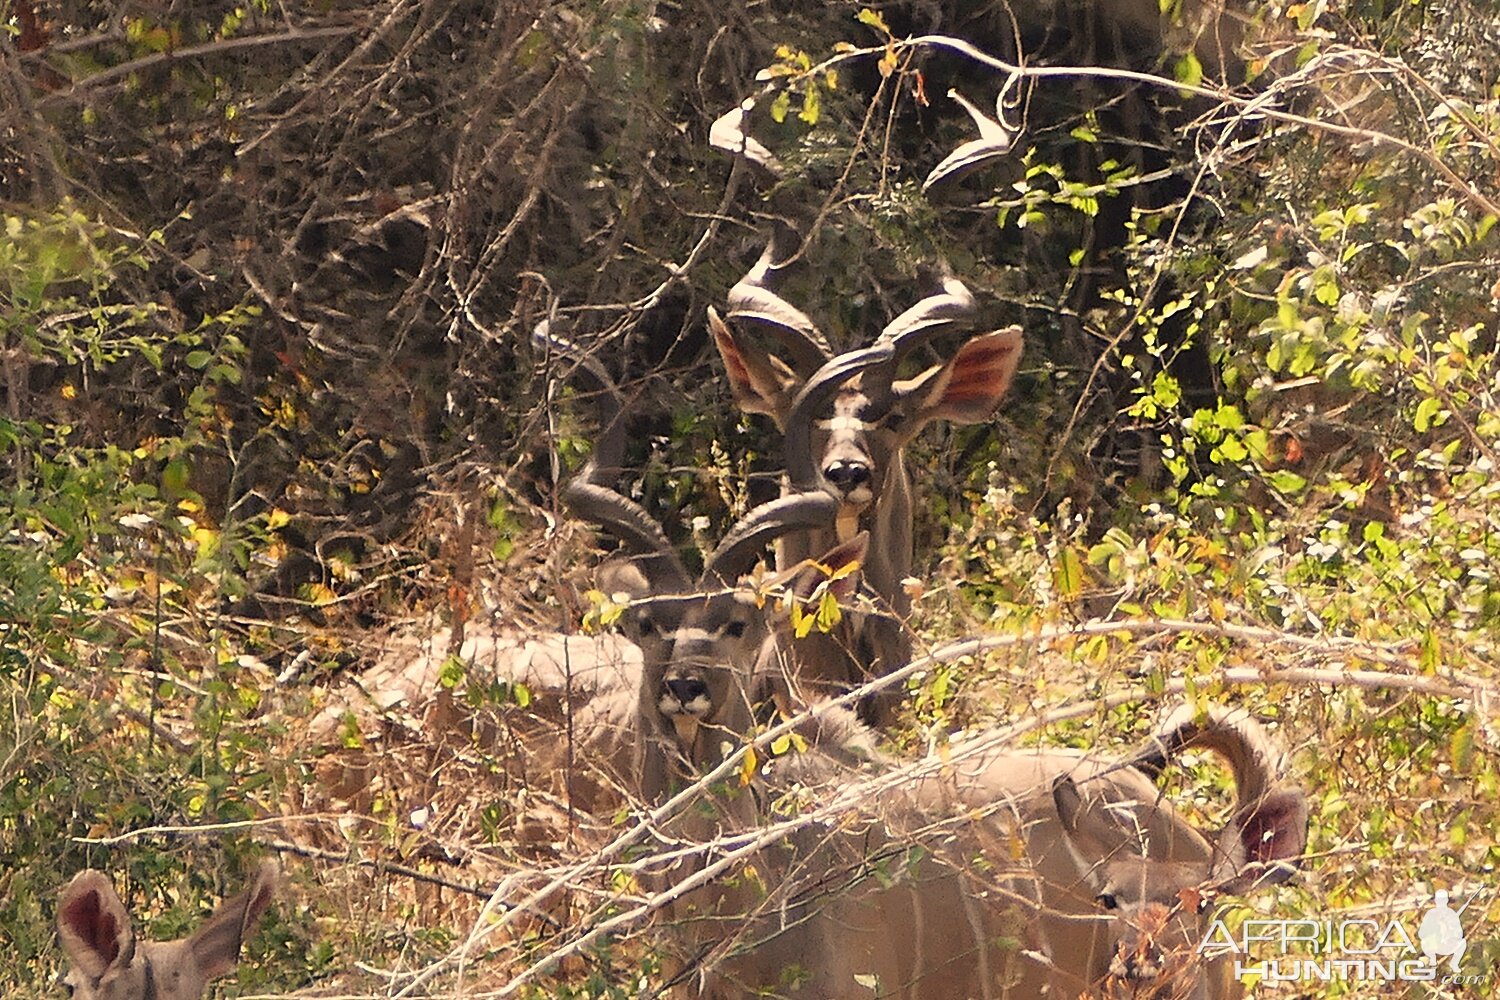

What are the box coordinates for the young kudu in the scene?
[535,321,848,802]
[56,862,276,1000]
[710,232,1023,723]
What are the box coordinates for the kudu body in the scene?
[651,699,1305,1000]
[56,863,276,1000]
[711,233,1023,723]
[541,327,1305,998]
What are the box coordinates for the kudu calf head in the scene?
[56,863,276,1000]
[535,323,858,800]
[1052,706,1309,999]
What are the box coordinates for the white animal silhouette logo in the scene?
[1417,889,1467,974]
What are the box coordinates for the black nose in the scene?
[824,460,871,491]
[663,677,710,706]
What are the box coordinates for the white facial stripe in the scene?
[817,415,874,432]
[673,627,715,644]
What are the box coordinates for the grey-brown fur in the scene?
[711,239,1023,724]
[56,863,276,1000]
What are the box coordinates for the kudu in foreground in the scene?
[671,695,1306,999]
[57,862,276,1000]
[710,233,1023,723]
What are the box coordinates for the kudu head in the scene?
[709,233,1023,541]
[1052,706,1309,999]
[56,863,276,1000]
[535,323,851,800]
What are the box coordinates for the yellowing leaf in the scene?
[799,85,821,125]
[739,745,759,785]
[856,8,891,35]
[815,589,842,631]
[770,90,791,123]
[301,582,337,607]
[1419,628,1441,674]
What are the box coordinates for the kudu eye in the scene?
[723,620,748,640]
[1096,892,1119,911]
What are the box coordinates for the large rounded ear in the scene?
[1052,775,1120,877]
[188,861,278,980]
[896,327,1024,435]
[1212,788,1310,892]
[597,559,653,602]
[57,870,137,982]
[709,307,802,427]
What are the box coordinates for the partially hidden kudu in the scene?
[56,862,276,1000]
[542,330,1307,998]
[710,228,1023,724]
[534,320,852,802]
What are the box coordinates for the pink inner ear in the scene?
[937,334,1021,419]
[63,890,120,964]
[713,325,750,382]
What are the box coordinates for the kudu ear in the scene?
[1212,788,1310,892]
[57,870,137,982]
[187,861,277,980]
[895,327,1023,434]
[1052,775,1124,867]
[598,559,653,601]
[709,307,802,427]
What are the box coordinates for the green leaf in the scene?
[1173,52,1203,91]
[856,8,890,35]
[1266,469,1307,494]
[1054,546,1085,599]
[1414,396,1441,432]
[438,655,466,689]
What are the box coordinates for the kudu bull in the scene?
[710,231,1023,723]
[56,863,276,1000]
